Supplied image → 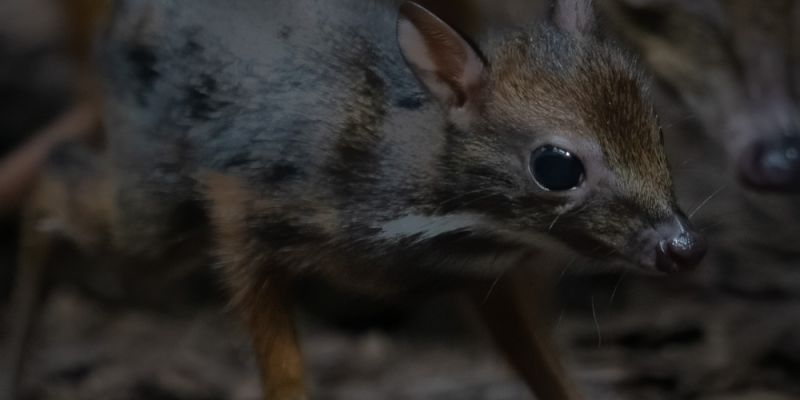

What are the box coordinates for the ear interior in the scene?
[397,2,485,109]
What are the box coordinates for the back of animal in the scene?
[100,0,436,251]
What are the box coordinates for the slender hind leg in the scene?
[472,265,582,400]
[0,196,57,400]
[238,277,306,400]
[1,144,109,400]
[205,173,307,400]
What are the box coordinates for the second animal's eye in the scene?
[530,146,585,191]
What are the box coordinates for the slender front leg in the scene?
[472,266,582,400]
[238,277,307,400]
[205,173,307,400]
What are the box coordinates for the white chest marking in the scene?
[378,213,483,241]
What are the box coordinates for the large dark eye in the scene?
[530,146,585,191]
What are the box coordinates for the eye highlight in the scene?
[530,146,585,191]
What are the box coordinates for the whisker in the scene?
[554,308,566,331]
[598,246,620,261]
[548,213,562,232]
[608,270,627,307]
[591,295,602,348]
[482,252,503,304]
[482,274,503,304]
[689,183,728,219]
[700,220,727,232]
[557,257,578,286]
[660,112,698,130]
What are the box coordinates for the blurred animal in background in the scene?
[600,0,800,193]
[1,0,708,399]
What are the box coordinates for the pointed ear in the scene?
[397,2,485,118]
[553,0,597,36]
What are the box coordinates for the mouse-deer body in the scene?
[2,1,706,399]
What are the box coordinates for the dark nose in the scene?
[655,214,708,273]
[739,134,800,192]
